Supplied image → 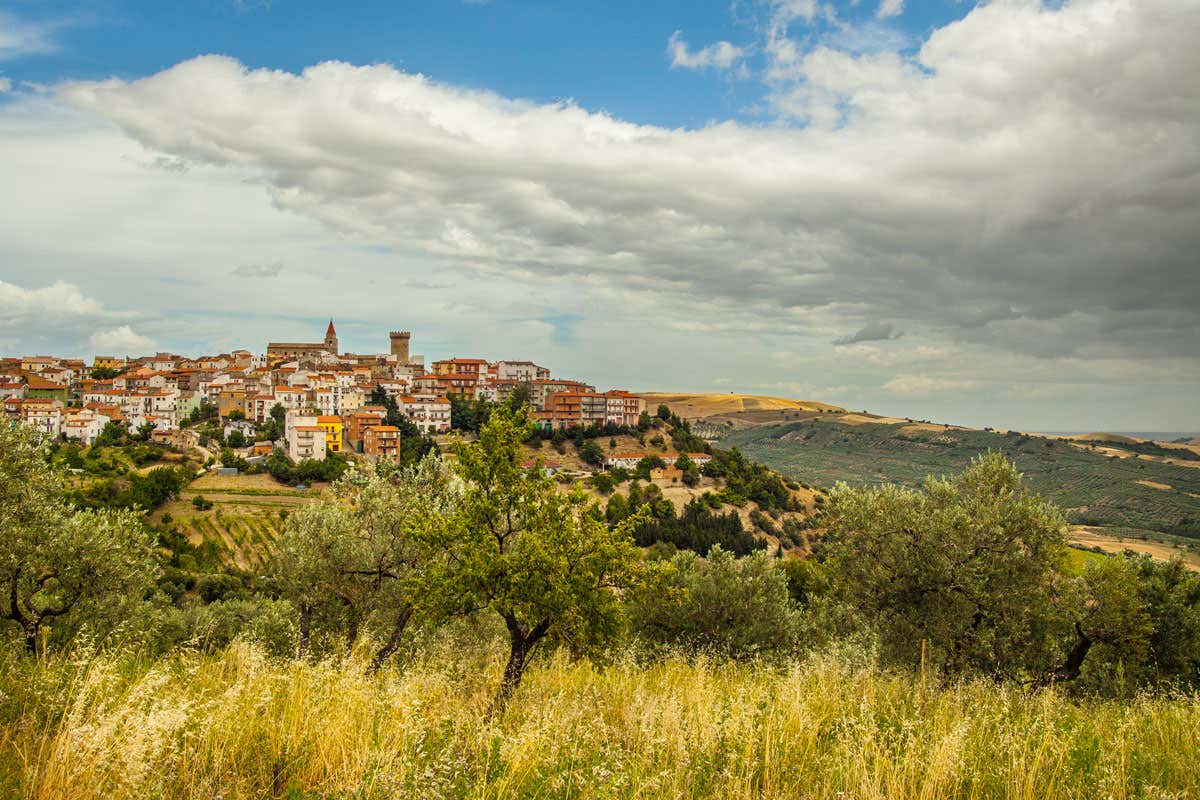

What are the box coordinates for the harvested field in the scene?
[1070,527,1200,571]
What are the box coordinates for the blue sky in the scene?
[4,0,964,126]
[0,0,1197,431]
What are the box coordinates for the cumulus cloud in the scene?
[90,325,155,354]
[667,31,746,70]
[62,0,1200,373]
[0,279,102,317]
[0,77,11,94]
[876,0,904,21]
[833,321,902,346]
[231,262,283,278]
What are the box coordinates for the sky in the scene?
[0,0,1197,432]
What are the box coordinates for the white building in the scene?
[397,394,452,434]
[62,409,113,445]
[284,411,327,462]
[496,361,551,382]
[20,399,64,437]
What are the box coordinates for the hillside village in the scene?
[1,320,656,468]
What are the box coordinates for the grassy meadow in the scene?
[3,642,1198,800]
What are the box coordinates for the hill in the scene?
[640,393,844,418]
[717,418,1200,547]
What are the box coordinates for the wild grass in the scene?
[2,642,1197,800]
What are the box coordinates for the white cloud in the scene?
[90,325,155,354]
[0,77,11,94]
[60,0,1200,373]
[883,374,978,396]
[667,31,745,70]
[876,0,904,21]
[0,0,1192,430]
[0,11,59,61]
[0,279,102,316]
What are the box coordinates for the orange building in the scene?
[363,425,401,462]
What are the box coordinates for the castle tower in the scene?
[389,330,411,363]
[324,319,339,355]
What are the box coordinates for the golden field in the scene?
[3,642,1197,800]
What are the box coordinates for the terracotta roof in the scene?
[24,376,66,390]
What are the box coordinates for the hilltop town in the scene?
[0,320,658,467]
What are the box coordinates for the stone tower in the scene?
[324,319,339,355]
[389,330,411,363]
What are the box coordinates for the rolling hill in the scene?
[715,416,1200,546]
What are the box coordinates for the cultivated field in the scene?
[1070,527,1200,570]
[720,419,1200,543]
[152,473,328,570]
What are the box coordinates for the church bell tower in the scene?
[324,319,338,355]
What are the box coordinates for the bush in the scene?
[628,547,799,659]
[192,495,214,511]
[590,473,616,495]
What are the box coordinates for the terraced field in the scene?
[719,419,1200,541]
[153,473,327,570]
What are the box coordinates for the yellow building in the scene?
[316,415,344,453]
[92,355,126,371]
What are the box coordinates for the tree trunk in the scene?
[297,603,312,660]
[369,604,413,673]
[343,600,360,652]
[1040,622,1093,686]
[489,615,549,715]
[24,621,39,656]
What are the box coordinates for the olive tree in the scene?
[627,546,799,659]
[1,424,157,654]
[272,455,459,668]
[822,452,1069,679]
[448,406,644,711]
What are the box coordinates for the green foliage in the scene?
[225,430,247,448]
[634,454,666,480]
[634,497,765,556]
[67,466,190,512]
[89,365,121,380]
[449,395,494,433]
[93,420,129,448]
[627,547,798,659]
[0,424,159,654]
[589,472,616,495]
[448,405,645,708]
[721,418,1200,539]
[265,451,349,485]
[577,439,604,467]
[823,453,1071,679]
[272,457,459,666]
[192,495,214,511]
[703,447,794,512]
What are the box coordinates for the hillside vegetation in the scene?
[6,408,1200,799]
[720,418,1200,541]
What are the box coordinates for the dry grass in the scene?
[640,393,843,418]
[3,644,1198,799]
[1069,527,1200,571]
